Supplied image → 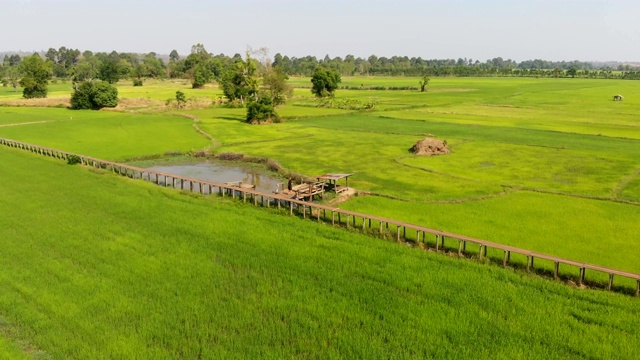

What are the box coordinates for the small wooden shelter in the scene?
[316,173,353,193]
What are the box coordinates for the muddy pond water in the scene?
[145,160,283,193]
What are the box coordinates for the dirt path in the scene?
[0,120,53,127]
[611,167,640,200]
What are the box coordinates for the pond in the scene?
[145,160,283,193]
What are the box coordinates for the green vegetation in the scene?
[0,107,207,160]
[1,74,640,357]
[1,148,639,358]
[311,66,341,97]
[70,81,118,109]
[18,54,51,99]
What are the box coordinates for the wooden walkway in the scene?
[2,136,640,297]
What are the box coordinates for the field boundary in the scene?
[2,136,639,297]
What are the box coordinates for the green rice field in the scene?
[1,147,640,359]
[1,76,639,358]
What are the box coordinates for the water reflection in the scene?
[146,160,282,193]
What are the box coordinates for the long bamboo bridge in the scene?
[2,137,639,297]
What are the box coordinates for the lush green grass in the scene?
[116,79,223,101]
[0,107,210,160]
[341,192,640,276]
[4,77,638,276]
[2,147,640,359]
[185,77,640,277]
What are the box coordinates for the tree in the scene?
[70,81,118,109]
[310,66,341,97]
[192,62,214,89]
[97,52,121,84]
[19,54,51,98]
[175,91,186,109]
[246,95,279,124]
[169,50,180,62]
[71,55,99,84]
[419,76,430,92]
[45,48,58,63]
[184,43,215,88]
[261,67,292,106]
[3,54,21,67]
[566,67,577,78]
[3,65,21,91]
[219,53,259,103]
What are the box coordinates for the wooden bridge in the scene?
[2,136,640,297]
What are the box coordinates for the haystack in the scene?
[409,138,450,156]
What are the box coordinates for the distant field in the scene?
[0,107,209,160]
[1,147,640,359]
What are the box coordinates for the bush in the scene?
[246,95,279,124]
[21,78,48,99]
[311,66,341,97]
[70,81,119,110]
[92,82,118,108]
[67,155,82,165]
[133,79,143,86]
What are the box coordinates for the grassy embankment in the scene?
[1,147,640,359]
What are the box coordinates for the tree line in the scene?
[3,46,640,91]
[2,45,639,120]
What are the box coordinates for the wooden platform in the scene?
[316,173,352,193]
[291,182,325,200]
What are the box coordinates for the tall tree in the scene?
[4,54,21,67]
[261,67,292,107]
[18,54,51,98]
[97,52,121,84]
[169,50,180,62]
[2,65,21,91]
[219,52,259,103]
[185,43,213,88]
[71,53,99,84]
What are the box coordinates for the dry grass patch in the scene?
[0,97,70,108]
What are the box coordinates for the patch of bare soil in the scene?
[409,138,450,156]
[115,98,165,109]
[0,97,70,107]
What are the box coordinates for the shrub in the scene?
[133,79,143,86]
[70,81,118,110]
[21,78,48,99]
[67,155,81,165]
[92,82,118,108]
[246,95,280,124]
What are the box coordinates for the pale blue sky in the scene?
[2,0,639,61]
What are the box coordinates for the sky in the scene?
[2,0,639,62]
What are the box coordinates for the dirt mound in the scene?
[409,138,450,156]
